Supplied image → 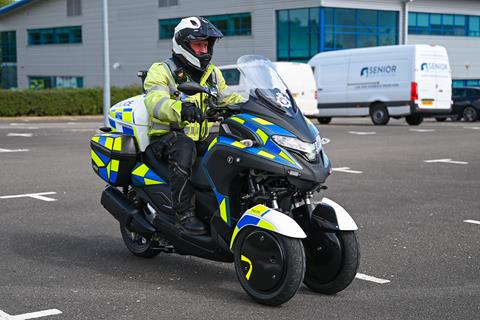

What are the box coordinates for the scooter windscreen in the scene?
[237,55,297,117]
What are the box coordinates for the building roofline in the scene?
[0,0,38,17]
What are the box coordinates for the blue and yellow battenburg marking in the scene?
[230,204,277,249]
[91,133,124,184]
[108,102,141,136]
[130,163,167,187]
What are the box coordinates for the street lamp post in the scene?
[102,0,110,126]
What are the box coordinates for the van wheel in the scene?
[370,104,389,125]
[405,115,423,126]
[463,106,478,122]
[317,117,332,125]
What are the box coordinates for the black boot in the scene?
[176,210,207,235]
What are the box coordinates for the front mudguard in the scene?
[230,204,306,250]
[293,197,358,232]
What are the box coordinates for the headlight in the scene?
[272,134,322,162]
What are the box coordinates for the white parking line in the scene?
[464,127,480,130]
[0,148,29,153]
[332,167,363,174]
[464,220,480,225]
[355,273,390,284]
[0,192,57,202]
[409,129,435,132]
[7,133,33,137]
[349,131,376,135]
[0,308,62,319]
[424,158,468,165]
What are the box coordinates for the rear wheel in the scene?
[303,231,359,294]
[405,114,423,126]
[370,103,389,125]
[463,106,478,122]
[120,225,160,258]
[317,117,332,125]
[234,228,305,306]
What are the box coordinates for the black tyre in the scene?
[317,117,332,125]
[405,114,423,126]
[463,106,478,122]
[435,117,446,122]
[120,189,160,258]
[370,104,389,125]
[120,225,160,258]
[303,231,359,295]
[234,228,305,306]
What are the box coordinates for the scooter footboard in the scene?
[230,204,306,250]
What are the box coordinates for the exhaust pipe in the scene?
[101,186,156,237]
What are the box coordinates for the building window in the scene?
[159,0,178,7]
[276,7,398,62]
[159,13,251,39]
[0,31,17,89]
[408,12,480,37]
[28,76,83,89]
[452,79,480,87]
[67,0,82,17]
[28,26,82,45]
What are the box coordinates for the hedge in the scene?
[0,86,143,117]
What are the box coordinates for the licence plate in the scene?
[422,100,433,106]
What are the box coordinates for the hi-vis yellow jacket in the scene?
[144,59,244,141]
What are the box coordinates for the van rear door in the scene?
[415,47,451,111]
[314,56,348,110]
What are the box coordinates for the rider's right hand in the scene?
[181,102,203,123]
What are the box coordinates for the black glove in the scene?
[181,102,203,123]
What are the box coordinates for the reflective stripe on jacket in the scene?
[144,59,244,141]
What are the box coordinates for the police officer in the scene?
[143,16,244,235]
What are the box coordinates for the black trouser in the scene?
[150,132,216,215]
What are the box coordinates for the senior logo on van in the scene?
[420,62,448,72]
[360,65,397,78]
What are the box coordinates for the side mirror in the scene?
[177,82,210,96]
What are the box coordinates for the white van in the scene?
[308,44,452,125]
[219,62,318,116]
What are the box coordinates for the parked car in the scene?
[436,87,480,122]
[308,44,452,126]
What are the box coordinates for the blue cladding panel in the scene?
[96,151,110,165]
[110,171,118,184]
[109,118,116,129]
[98,136,106,145]
[99,168,109,182]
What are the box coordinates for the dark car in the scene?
[437,87,480,122]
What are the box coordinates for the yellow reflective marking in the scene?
[257,150,275,159]
[279,151,296,165]
[110,159,119,172]
[123,112,133,123]
[91,150,104,167]
[230,227,240,249]
[231,116,245,124]
[208,137,218,151]
[252,117,273,125]
[248,204,269,216]
[241,255,253,280]
[144,178,163,185]
[231,141,246,149]
[104,137,113,150]
[256,129,268,144]
[258,219,276,231]
[220,198,228,223]
[113,137,122,151]
[132,164,149,177]
[92,136,100,143]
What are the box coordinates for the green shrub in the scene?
[0,86,143,117]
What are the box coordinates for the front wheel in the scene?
[303,231,359,294]
[234,228,305,306]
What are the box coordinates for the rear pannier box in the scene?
[90,133,139,186]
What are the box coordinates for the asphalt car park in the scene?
[0,117,479,319]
